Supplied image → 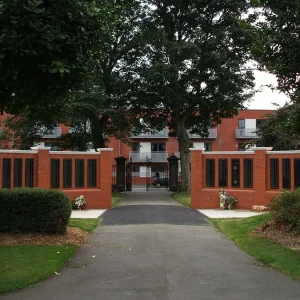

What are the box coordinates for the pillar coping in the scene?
[31,146,52,150]
[189,148,205,151]
[97,148,113,152]
[249,147,273,151]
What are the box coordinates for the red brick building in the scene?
[0,109,274,185]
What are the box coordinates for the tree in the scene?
[255,103,300,150]
[0,0,108,114]
[1,0,146,151]
[130,0,256,191]
[57,0,147,150]
[252,0,300,100]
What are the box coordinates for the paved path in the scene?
[2,191,300,300]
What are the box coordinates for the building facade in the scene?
[0,109,274,185]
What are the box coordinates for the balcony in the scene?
[235,128,258,139]
[131,129,169,139]
[42,127,62,139]
[129,151,168,162]
[188,128,217,139]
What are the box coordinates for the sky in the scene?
[246,71,290,110]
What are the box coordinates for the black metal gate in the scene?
[126,163,132,191]
[146,162,169,191]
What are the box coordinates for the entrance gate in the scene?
[114,154,180,192]
[146,162,169,191]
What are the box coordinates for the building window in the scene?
[151,143,165,152]
[238,119,245,129]
[132,142,140,152]
[238,143,245,151]
[204,142,212,152]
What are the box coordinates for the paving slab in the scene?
[70,209,106,219]
[198,209,268,219]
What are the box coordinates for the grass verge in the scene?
[68,218,99,232]
[210,214,300,280]
[0,218,98,294]
[112,192,123,207]
[0,245,77,294]
[172,192,191,207]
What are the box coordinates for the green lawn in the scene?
[0,218,98,295]
[112,192,123,207]
[211,214,300,280]
[172,192,191,207]
[68,218,99,232]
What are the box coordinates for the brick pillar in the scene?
[251,147,273,205]
[98,148,113,208]
[190,148,205,209]
[31,146,51,189]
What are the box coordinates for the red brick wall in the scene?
[190,147,299,209]
[0,147,113,209]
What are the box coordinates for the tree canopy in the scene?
[255,103,300,150]
[252,0,300,100]
[0,0,108,113]
[129,0,256,190]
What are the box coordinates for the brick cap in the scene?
[97,148,113,152]
[0,150,38,154]
[189,148,205,151]
[31,146,52,150]
[50,151,100,155]
[249,147,273,151]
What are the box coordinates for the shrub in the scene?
[270,189,300,234]
[0,188,71,234]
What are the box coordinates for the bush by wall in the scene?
[270,189,300,234]
[0,188,71,234]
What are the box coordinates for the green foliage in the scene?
[130,0,256,191]
[0,189,71,234]
[254,103,300,150]
[0,0,108,113]
[270,189,300,234]
[252,0,300,100]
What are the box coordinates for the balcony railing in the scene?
[235,128,258,139]
[129,151,168,162]
[42,127,62,138]
[131,129,169,139]
[188,128,217,139]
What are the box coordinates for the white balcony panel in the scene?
[130,151,168,162]
[131,129,169,139]
[42,127,62,138]
[235,128,258,139]
[188,128,217,139]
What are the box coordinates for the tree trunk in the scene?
[176,121,190,192]
[90,117,107,150]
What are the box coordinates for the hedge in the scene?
[0,188,71,234]
[270,189,300,234]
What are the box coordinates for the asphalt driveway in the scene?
[2,191,300,300]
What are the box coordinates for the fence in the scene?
[190,147,300,209]
[0,147,113,208]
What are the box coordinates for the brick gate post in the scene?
[190,148,205,209]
